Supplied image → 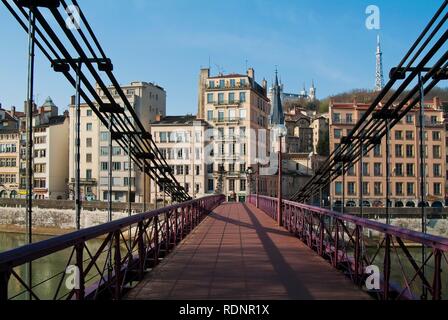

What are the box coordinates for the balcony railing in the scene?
[206,83,251,90]
[69,178,97,185]
[212,117,243,124]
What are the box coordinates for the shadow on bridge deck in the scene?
[126,202,369,300]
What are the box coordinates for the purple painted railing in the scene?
[248,195,448,300]
[0,195,225,300]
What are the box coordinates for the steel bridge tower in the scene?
[375,34,385,92]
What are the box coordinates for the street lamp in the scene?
[274,124,287,226]
[245,167,254,203]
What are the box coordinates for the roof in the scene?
[152,115,209,126]
[208,74,247,79]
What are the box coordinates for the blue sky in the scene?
[0,0,442,115]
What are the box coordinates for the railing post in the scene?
[114,230,122,300]
[154,216,159,265]
[333,219,339,268]
[319,216,324,256]
[383,234,391,300]
[137,222,145,279]
[354,226,361,284]
[165,211,170,252]
[75,243,85,300]
[180,207,185,240]
[432,249,442,300]
[0,270,11,301]
[173,208,179,246]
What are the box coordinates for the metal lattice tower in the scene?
[375,34,385,91]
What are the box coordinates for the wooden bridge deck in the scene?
[126,202,369,300]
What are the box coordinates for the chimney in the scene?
[247,68,255,80]
[262,78,267,90]
[155,114,162,122]
[70,95,75,106]
[63,110,69,117]
[434,96,440,108]
[11,106,15,117]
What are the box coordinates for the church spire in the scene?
[270,69,285,126]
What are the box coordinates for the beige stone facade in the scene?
[68,81,166,203]
[330,98,446,208]
[197,68,271,201]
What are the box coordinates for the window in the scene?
[239,92,246,103]
[239,109,247,120]
[100,132,109,141]
[196,165,200,176]
[434,164,442,177]
[406,115,414,124]
[374,145,381,157]
[229,109,236,121]
[176,165,184,175]
[240,79,246,87]
[207,93,214,103]
[347,165,355,176]
[159,132,167,143]
[362,182,369,196]
[86,123,93,131]
[207,110,213,121]
[100,147,108,156]
[208,179,214,192]
[218,110,225,122]
[395,145,403,158]
[406,145,414,158]
[395,131,403,140]
[230,79,236,88]
[240,127,246,138]
[218,93,224,104]
[396,183,404,196]
[406,131,414,140]
[208,81,215,89]
[229,179,235,192]
[86,110,93,117]
[434,183,442,196]
[113,162,121,171]
[334,129,342,139]
[407,183,415,196]
[86,169,92,180]
[240,163,246,173]
[374,182,382,196]
[333,113,341,123]
[347,182,356,195]
[240,179,246,192]
[374,163,382,176]
[346,113,353,124]
[112,147,121,156]
[86,153,92,163]
[101,162,108,171]
[335,182,342,195]
[207,164,213,174]
[362,163,369,176]
[86,138,92,148]
[433,145,441,159]
[219,80,225,88]
[229,163,235,173]
[433,131,441,141]
[406,163,415,177]
[229,92,235,103]
[395,164,403,176]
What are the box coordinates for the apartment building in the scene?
[0,108,21,198]
[16,97,70,200]
[197,68,271,202]
[330,98,446,208]
[150,115,211,202]
[68,81,166,203]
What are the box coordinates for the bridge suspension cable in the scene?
[2,0,191,202]
[291,0,448,203]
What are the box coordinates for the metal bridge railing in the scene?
[0,195,225,301]
[248,195,448,300]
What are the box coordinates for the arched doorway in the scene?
[346,201,356,207]
[9,190,17,199]
[418,201,429,208]
[0,190,7,199]
[406,201,416,208]
[431,201,443,208]
[373,201,383,208]
[362,201,371,207]
[395,201,404,208]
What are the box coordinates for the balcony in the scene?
[69,178,97,186]
[332,119,355,126]
[212,117,243,125]
[214,154,242,161]
[212,100,242,107]
[214,135,240,143]
[206,83,251,91]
